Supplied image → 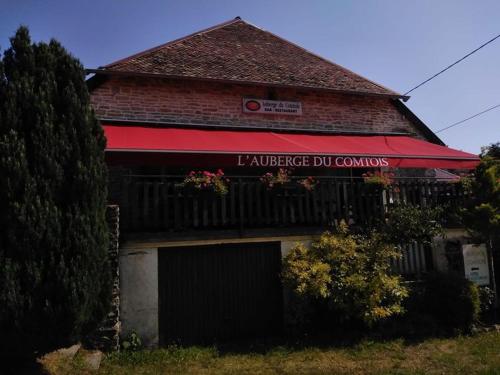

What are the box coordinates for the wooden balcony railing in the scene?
[118,176,467,235]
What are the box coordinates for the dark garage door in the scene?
[158,241,283,345]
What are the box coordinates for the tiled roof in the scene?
[102,18,402,97]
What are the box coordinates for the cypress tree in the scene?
[0,27,110,357]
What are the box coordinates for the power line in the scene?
[404,33,500,96]
[435,103,500,133]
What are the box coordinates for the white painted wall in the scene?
[119,247,159,348]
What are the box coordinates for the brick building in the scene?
[88,18,478,347]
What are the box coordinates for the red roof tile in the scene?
[102,18,402,97]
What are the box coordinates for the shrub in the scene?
[0,27,110,357]
[382,203,444,245]
[282,223,408,329]
[401,272,480,335]
[478,286,495,315]
[460,143,500,244]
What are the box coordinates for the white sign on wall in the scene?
[242,98,302,115]
[462,244,490,286]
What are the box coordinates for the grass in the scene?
[41,331,500,375]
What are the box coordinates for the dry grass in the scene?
[38,351,84,374]
[41,331,500,375]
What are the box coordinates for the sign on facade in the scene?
[462,244,490,286]
[237,154,389,168]
[242,98,302,115]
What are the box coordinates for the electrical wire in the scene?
[435,103,500,133]
[404,33,500,95]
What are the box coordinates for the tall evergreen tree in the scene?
[0,27,110,357]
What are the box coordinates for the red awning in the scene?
[103,125,480,169]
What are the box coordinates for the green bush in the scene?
[382,203,444,246]
[422,272,480,332]
[478,286,495,315]
[282,223,408,329]
[460,143,500,244]
[392,272,480,336]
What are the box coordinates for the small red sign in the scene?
[245,100,261,111]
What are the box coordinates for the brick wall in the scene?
[91,76,425,138]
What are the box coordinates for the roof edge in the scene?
[102,17,242,69]
[86,68,409,100]
[392,99,445,146]
[238,18,404,98]
[100,17,406,99]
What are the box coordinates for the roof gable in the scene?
[101,18,402,98]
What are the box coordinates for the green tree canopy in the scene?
[0,27,110,357]
[461,142,500,243]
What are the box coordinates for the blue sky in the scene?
[1,0,499,154]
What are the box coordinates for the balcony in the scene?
[117,175,466,238]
